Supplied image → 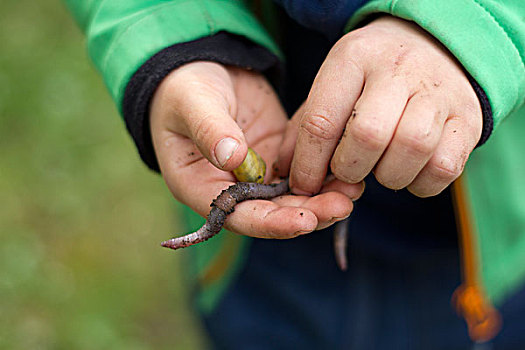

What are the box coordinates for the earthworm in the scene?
[161,180,290,249]
[160,148,349,270]
[160,178,349,271]
[334,218,350,271]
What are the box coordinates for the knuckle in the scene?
[292,166,322,194]
[397,130,435,157]
[348,118,390,151]
[330,35,367,70]
[331,159,364,184]
[427,156,463,183]
[337,31,369,53]
[192,113,215,144]
[375,171,407,191]
[300,112,340,141]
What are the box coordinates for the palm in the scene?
[153,65,358,238]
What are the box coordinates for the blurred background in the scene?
[0,1,207,349]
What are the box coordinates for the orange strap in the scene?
[452,285,502,343]
[451,178,502,343]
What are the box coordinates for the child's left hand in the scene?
[277,16,483,197]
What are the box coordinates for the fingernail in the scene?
[215,138,239,167]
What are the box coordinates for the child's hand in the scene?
[150,62,363,238]
[277,16,483,197]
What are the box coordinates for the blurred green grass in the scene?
[0,1,206,349]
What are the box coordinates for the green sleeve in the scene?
[346,0,525,130]
[63,0,281,114]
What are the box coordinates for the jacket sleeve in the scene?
[346,0,525,134]
[63,0,282,115]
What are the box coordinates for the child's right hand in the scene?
[149,62,363,238]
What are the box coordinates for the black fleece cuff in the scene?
[467,75,493,147]
[122,32,281,172]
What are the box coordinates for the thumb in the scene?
[156,62,249,171]
[183,95,248,171]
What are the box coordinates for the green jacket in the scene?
[65,0,525,342]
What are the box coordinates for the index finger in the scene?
[227,190,353,238]
[289,55,364,195]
